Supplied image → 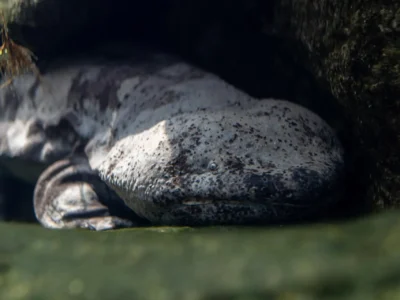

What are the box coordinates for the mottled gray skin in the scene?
[0,45,344,229]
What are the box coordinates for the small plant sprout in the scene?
[0,9,40,89]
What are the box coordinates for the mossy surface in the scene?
[1,211,400,300]
[268,0,400,210]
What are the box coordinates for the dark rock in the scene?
[264,0,400,211]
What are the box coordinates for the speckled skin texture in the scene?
[0,45,344,229]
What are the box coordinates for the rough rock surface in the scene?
[267,0,400,211]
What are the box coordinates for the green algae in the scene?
[269,0,400,211]
[1,211,400,300]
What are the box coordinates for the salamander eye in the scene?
[208,161,218,171]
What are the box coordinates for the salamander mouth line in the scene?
[178,198,309,208]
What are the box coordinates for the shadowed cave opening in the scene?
[0,0,371,224]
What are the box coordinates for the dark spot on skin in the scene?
[157,90,185,107]
[282,107,291,117]
[105,149,125,175]
[164,149,192,178]
[266,162,277,169]
[298,116,316,138]
[291,167,321,190]
[243,173,286,200]
[228,134,238,144]
[68,66,148,112]
[226,157,245,171]
[255,111,271,117]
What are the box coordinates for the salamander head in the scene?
[97,99,344,225]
